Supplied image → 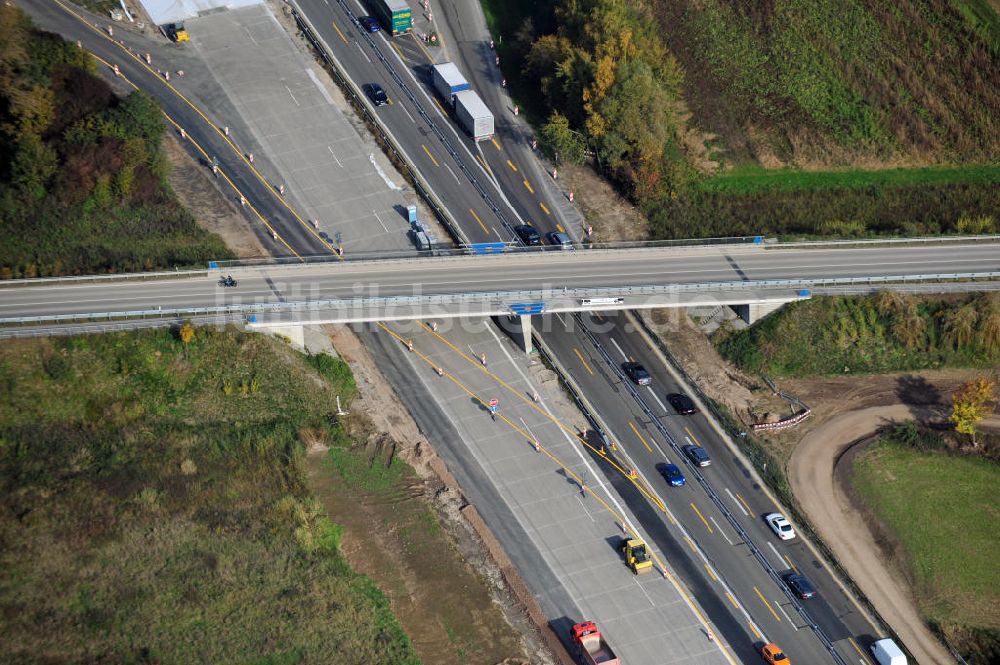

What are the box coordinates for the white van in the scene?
[870,638,907,665]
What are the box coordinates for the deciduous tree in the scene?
[950,377,996,448]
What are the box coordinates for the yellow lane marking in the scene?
[753,586,781,622]
[724,591,740,609]
[523,179,534,194]
[684,537,698,554]
[386,323,737,664]
[331,21,349,43]
[595,312,605,321]
[540,202,551,215]
[422,144,440,167]
[491,137,502,151]
[685,426,700,445]
[747,621,762,639]
[59,2,337,257]
[691,502,714,534]
[784,555,798,573]
[849,637,874,664]
[573,347,594,375]
[704,562,718,582]
[736,493,754,517]
[391,42,404,58]
[433,97,446,114]
[87,53,302,260]
[469,209,490,235]
[629,421,653,453]
[477,154,488,169]
[506,159,518,172]
[413,322,667,513]
[556,223,565,232]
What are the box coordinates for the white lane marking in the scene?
[356,41,372,63]
[776,601,797,628]
[519,417,540,447]
[725,488,749,516]
[372,210,389,233]
[646,385,670,414]
[555,313,568,327]
[283,84,299,106]
[306,69,334,105]
[326,145,343,168]
[609,336,628,361]
[243,25,258,44]
[575,495,595,520]
[767,541,786,568]
[444,163,460,183]
[399,101,415,124]
[710,517,733,545]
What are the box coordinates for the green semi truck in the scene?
[374,0,412,35]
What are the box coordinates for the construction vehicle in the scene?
[571,621,620,665]
[162,22,189,43]
[619,537,653,574]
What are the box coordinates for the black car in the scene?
[683,445,711,467]
[622,362,651,386]
[364,83,388,107]
[514,224,541,246]
[668,393,697,415]
[784,573,817,599]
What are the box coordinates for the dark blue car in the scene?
[359,16,380,32]
[660,463,686,487]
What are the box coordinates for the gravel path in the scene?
[789,404,951,665]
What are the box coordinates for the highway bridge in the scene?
[2,240,998,343]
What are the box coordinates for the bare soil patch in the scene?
[164,135,268,260]
[558,163,649,242]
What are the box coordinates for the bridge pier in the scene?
[497,314,533,354]
[731,301,786,325]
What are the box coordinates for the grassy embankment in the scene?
[484,0,999,240]
[853,424,1000,662]
[0,6,231,278]
[716,292,1000,377]
[0,327,419,664]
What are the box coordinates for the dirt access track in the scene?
[791,405,1000,665]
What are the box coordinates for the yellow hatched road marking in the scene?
[690,503,714,533]
[469,209,490,235]
[753,586,781,622]
[331,21,349,43]
[422,144,440,166]
[573,347,594,375]
[629,421,653,453]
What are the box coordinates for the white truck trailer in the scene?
[453,90,494,142]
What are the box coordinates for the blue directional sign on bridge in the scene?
[469,242,508,255]
[510,302,545,315]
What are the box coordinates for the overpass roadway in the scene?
[1,243,997,327]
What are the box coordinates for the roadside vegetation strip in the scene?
[84,52,303,260]
[0,5,231,279]
[852,429,1000,661]
[717,292,1000,377]
[410,320,667,512]
[51,0,341,258]
[0,327,423,664]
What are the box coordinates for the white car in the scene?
[766,513,796,540]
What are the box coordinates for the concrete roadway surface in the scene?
[292,0,519,242]
[2,243,999,321]
[539,311,882,665]
[356,317,732,665]
[20,0,336,259]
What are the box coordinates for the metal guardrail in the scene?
[2,272,999,327]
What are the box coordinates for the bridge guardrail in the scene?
[3,271,998,328]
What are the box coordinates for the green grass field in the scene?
[853,439,1000,657]
[0,327,419,665]
[698,164,1000,195]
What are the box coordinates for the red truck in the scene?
[571,621,621,665]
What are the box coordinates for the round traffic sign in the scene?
[489,398,498,407]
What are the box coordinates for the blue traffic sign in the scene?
[469,242,508,255]
[510,302,544,315]
[208,261,219,269]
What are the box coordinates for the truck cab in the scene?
[571,621,620,665]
